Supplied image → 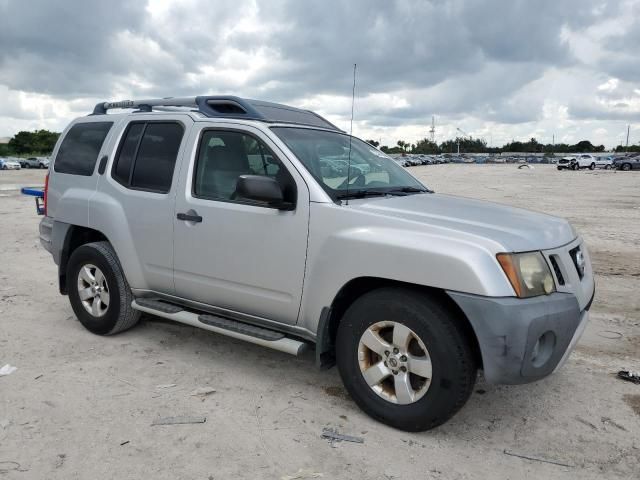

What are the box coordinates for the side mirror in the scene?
[235,175,293,210]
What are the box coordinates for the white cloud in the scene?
[0,0,638,148]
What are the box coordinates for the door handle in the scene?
[177,212,203,223]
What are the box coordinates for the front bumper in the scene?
[447,291,593,384]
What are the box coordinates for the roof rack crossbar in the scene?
[91,95,342,131]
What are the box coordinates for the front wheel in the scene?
[67,241,140,335]
[589,162,595,170]
[336,288,477,431]
[605,165,611,170]
[622,163,631,171]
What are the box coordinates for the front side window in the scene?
[193,130,296,205]
[112,122,183,193]
[54,122,113,176]
[271,127,427,200]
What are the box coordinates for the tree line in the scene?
[366,137,639,155]
[0,130,60,157]
[1,128,637,158]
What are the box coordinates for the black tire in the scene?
[557,166,562,170]
[589,163,595,170]
[67,241,140,335]
[605,165,611,170]
[622,163,631,171]
[336,288,477,431]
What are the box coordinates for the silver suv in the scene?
[39,96,595,431]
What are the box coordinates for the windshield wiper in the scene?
[385,186,432,195]
[336,189,389,200]
[337,186,431,200]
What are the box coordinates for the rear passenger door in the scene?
[91,115,193,294]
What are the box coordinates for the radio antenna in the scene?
[345,63,357,205]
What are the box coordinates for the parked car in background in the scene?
[0,157,21,170]
[614,154,640,171]
[392,157,410,167]
[20,156,50,169]
[557,157,576,170]
[574,154,597,170]
[594,156,613,169]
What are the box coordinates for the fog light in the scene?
[531,331,556,368]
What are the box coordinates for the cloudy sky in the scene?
[0,0,639,148]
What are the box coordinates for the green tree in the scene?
[413,138,440,154]
[7,130,59,155]
[396,140,410,152]
[0,144,12,156]
[572,140,595,153]
[365,139,380,148]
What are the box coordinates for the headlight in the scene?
[497,252,555,298]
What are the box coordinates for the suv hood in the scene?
[350,193,575,252]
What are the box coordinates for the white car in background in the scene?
[0,157,21,170]
[574,154,597,170]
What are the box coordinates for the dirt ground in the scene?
[1,165,638,479]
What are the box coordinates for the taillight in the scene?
[43,173,49,216]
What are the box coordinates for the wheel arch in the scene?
[316,276,482,370]
[58,225,108,294]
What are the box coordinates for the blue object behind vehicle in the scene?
[21,186,45,215]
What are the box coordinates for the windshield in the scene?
[271,127,427,200]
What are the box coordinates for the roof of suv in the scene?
[90,95,342,132]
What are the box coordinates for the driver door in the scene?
[173,125,309,325]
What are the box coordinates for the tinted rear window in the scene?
[113,123,144,185]
[112,122,183,193]
[131,123,183,192]
[54,122,113,175]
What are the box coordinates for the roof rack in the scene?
[91,95,342,131]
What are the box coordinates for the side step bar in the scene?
[132,298,307,356]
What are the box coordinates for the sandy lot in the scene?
[0,165,638,479]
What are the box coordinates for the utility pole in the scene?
[456,127,470,154]
[429,116,435,143]
[626,125,630,151]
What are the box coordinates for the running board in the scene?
[132,298,306,356]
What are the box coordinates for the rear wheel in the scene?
[67,241,140,335]
[589,162,595,170]
[622,163,631,171]
[605,164,611,170]
[336,288,477,431]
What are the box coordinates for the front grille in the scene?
[549,255,565,285]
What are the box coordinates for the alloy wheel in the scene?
[358,321,432,405]
[77,264,110,317]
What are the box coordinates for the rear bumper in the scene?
[39,216,54,255]
[447,290,593,384]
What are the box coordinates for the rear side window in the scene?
[112,122,184,193]
[54,122,113,175]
